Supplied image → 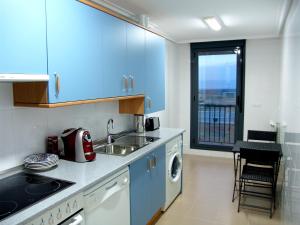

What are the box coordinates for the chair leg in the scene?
[238,178,243,213]
[274,182,277,210]
[232,154,238,202]
[232,181,236,202]
[270,183,274,218]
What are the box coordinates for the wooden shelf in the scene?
[13,82,145,114]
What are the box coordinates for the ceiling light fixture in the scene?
[203,16,222,31]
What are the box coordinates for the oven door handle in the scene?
[68,214,83,225]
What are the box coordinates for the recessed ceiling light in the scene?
[203,16,222,31]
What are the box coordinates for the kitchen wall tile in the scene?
[0,109,18,171]
[0,83,13,110]
[12,108,48,160]
[0,97,133,172]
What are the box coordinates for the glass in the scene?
[198,53,237,145]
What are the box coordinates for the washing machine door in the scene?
[168,152,182,183]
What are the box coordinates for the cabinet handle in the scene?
[123,75,128,91]
[147,157,151,172]
[150,155,156,169]
[129,75,134,89]
[153,155,157,168]
[55,73,60,97]
[149,98,152,108]
[146,97,150,109]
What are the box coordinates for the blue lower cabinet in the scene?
[144,31,166,113]
[0,0,47,74]
[130,146,166,225]
[149,146,166,216]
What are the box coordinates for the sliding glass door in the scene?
[191,40,245,151]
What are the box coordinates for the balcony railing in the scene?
[198,104,235,145]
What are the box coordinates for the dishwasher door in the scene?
[84,168,130,225]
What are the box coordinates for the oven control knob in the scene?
[56,208,62,220]
[73,200,78,209]
[66,203,71,214]
[48,214,54,225]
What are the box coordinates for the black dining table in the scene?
[231,140,282,202]
[232,140,282,154]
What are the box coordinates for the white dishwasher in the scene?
[83,167,130,225]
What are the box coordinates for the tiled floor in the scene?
[157,154,282,225]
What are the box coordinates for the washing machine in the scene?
[162,135,183,211]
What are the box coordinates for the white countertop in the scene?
[1,128,185,225]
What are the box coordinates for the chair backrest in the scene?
[240,147,280,165]
[247,130,277,143]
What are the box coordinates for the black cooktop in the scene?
[0,172,74,221]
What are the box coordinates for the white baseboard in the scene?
[183,148,233,158]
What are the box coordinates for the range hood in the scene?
[0,74,49,82]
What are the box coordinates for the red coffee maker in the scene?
[61,128,96,162]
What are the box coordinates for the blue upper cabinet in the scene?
[101,14,127,98]
[46,0,104,103]
[145,31,166,114]
[126,23,145,95]
[0,0,47,74]
[101,18,145,98]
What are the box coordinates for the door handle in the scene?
[55,73,60,97]
[236,95,242,113]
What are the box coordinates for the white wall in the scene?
[0,84,133,172]
[244,38,282,139]
[279,1,300,224]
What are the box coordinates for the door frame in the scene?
[190,40,246,151]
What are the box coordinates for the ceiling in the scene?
[103,0,289,43]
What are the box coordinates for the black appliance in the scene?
[0,172,74,221]
[145,117,160,131]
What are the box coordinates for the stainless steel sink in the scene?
[94,144,139,156]
[93,135,159,156]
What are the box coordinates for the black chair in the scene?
[237,147,280,218]
[232,130,278,202]
[247,130,277,143]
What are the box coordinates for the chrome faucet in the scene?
[107,119,114,144]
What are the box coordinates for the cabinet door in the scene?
[46,0,104,103]
[0,0,47,74]
[101,14,127,98]
[126,23,145,95]
[145,31,166,113]
[149,145,166,215]
[130,154,151,225]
